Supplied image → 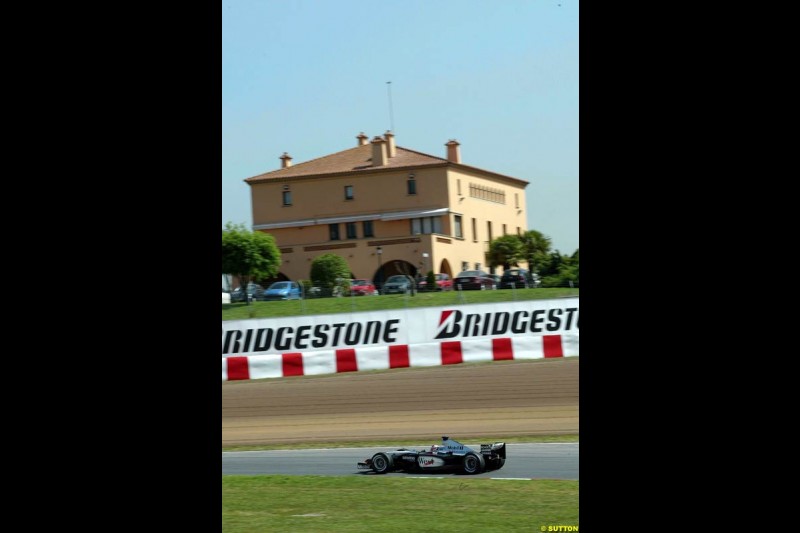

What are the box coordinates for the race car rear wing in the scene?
[480,442,506,459]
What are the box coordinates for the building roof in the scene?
[244,144,528,186]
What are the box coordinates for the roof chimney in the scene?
[356,132,369,146]
[384,130,396,158]
[280,152,293,168]
[445,140,461,163]
[371,136,387,166]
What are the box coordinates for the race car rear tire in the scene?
[371,453,393,474]
[462,452,485,474]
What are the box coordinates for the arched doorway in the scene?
[438,258,453,278]
[373,259,418,289]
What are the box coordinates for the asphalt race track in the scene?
[222,442,578,479]
[222,357,579,447]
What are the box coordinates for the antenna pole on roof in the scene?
[386,81,395,133]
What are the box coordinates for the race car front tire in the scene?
[371,453,393,474]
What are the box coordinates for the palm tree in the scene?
[486,235,524,270]
[518,230,552,273]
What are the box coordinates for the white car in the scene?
[222,289,231,304]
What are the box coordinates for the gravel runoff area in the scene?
[222,357,578,447]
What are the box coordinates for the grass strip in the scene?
[222,475,578,532]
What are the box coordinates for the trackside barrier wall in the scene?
[222,297,578,381]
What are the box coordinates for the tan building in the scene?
[245,132,529,287]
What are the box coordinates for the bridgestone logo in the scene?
[434,308,578,339]
[222,319,400,355]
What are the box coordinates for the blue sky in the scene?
[222,0,578,254]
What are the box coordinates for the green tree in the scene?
[538,250,564,278]
[519,230,552,273]
[221,222,281,305]
[569,249,579,286]
[486,234,524,270]
[558,262,579,287]
[425,270,436,291]
[540,249,579,288]
[309,253,351,293]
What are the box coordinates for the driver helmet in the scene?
[430,444,440,453]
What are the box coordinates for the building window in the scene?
[329,224,340,241]
[346,222,357,239]
[282,191,292,206]
[462,261,469,272]
[457,179,462,195]
[517,227,521,236]
[487,221,493,242]
[503,224,507,235]
[475,263,481,271]
[411,217,442,235]
[454,215,463,239]
[515,193,519,209]
[363,220,374,237]
[407,177,417,195]
[472,218,478,242]
[344,185,354,200]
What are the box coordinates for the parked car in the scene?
[358,435,506,475]
[230,283,264,302]
[222,288,231,304]
[489,274,502,287]
[418,273,453,291]
[306,285,337,298]
[382,275,416,294]
[453,270,496,290]
[261,281,301,301]
[347,279,377,296]
[499,268,540,289]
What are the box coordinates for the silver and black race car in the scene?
[357,436,506,475]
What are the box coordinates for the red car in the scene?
[418,273,453,291]
[347,279,377,296]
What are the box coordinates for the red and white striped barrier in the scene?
[223,333,578,381]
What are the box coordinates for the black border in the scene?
[24,3,222,527]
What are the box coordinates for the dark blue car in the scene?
[230,283,263,302]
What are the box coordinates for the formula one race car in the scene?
[357,436,506,475]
